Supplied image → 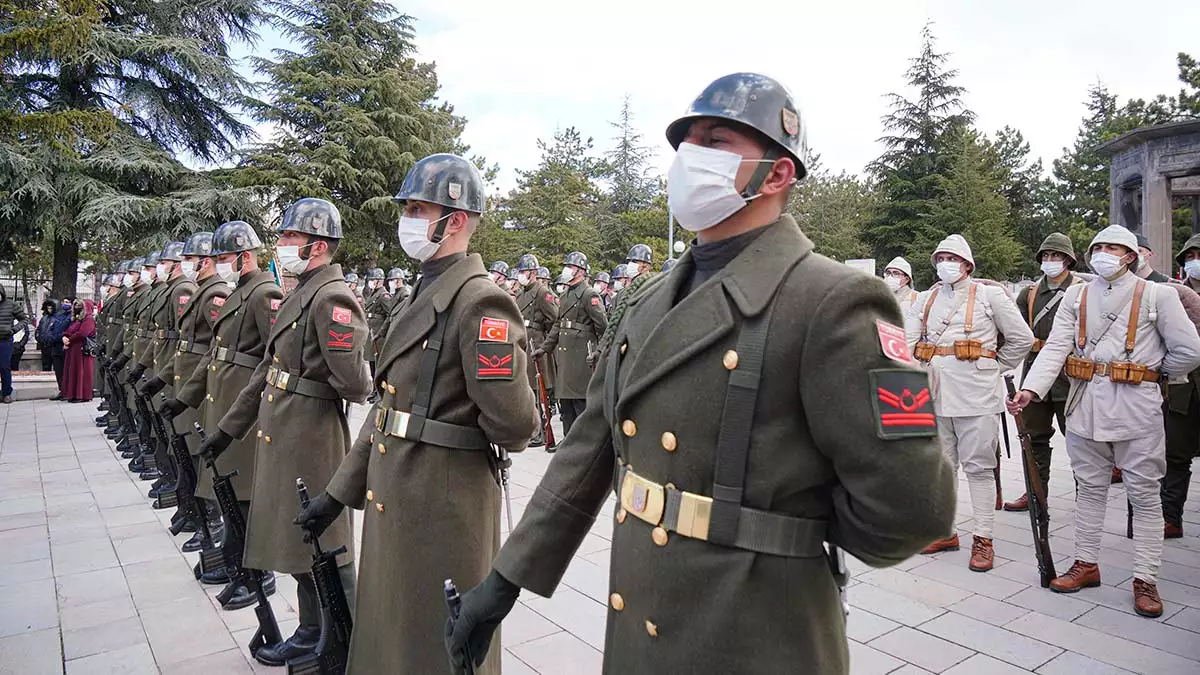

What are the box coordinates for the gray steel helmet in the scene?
[393,153,486,214]
[182,231,216,257]
[665,72,808,180]
[366,267,385,281]
[613,263,632,280]
[517,253,539,271]
[594,271,611,284]
[506,267,518,281]
[143,250,161,267]
[387,267,404,281]
[212,220,263,255]
[129,256,145,270]
[626,243,653,264]
[117,260,131,274]
[563,251,588,269]
[536,266,550,280]
[279,198,343,239]
[344,272,359,284]
[489,261,510,275]
[159,241,186,262]
[661,258,678,273]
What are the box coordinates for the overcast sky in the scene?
[231,0,1198,194]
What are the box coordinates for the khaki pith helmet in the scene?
[1036,232,1076,269]
[1176,233,1200,267]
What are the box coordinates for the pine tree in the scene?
[0,0,264,296]
[982,126,1054,277]
[788,164,877,264]
[238,0,470,268]
[596,96,657,266]
[1178,53,1200,117]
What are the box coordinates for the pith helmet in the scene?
[884,256,913,279]
[1088,225,1140,272]
[931,234,974,270]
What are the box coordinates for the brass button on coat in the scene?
[263,435,271,444]
[723,350,739,370]
[366,490,374,501]
[645,620,658,637]
[256,429,262,438]
[380,380,388,392]
[622,420,637,437]
[267,394,274,402]
[620,342,627,355]
[376,502,384,513]
[616,508,627,524]
[291,321,297,329]
[609,593,625,611]
[652,526,669,547]
[661,432,677,452]
[378,443,387,455]
[273,355,279,363]
[387,384,396,394]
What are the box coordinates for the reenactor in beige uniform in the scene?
[883,257,918,315]
[1004,233,1083,512]
[295,153,539,675]
[1161,233,1200,537]
[1010,225,1200,617]
[905,234,1034,571]
[447,72,956,675]
[535,251,606,433]
[515,253,559,446]
[199,200,371,665]
[165,221,282,608]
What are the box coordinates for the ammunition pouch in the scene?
[1065,356,1159,384]
[913,341,936,362]
[1065,355,1095,381]
[953,339,984,361]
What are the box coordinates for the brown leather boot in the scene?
[1165,522,1184,539]
[921,534,959,554]
[1003,493,1030,512]
[1050,560,1101,593]
[1133,578,1163,618]
[968,536,994,572]
[1111,468,1123,484]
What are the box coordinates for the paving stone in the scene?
[559,557,610,604]
[920,612,1061,669]
[848,639,904,675]
[1034,651,1136,675]
[1005,611,1200,674]
[56,567,131,608]
[112,532,179,565]
[847,583,946,627]
[0,557,54,589]
[1003,586,1093,621]
[501,650,540,675]
[943,653,1035,674]
[60,596,138,633]
[51,538,119,575]
[1073,605,1200,661]
[170,648,253,675]
[845,608,899,643]
[0,627,63,675]
[100,505,160,529]
[0,497,45,517]
[523,585,607,651]
[855,567,973,608]
[504,602,563,647]
[1164,606,1200,633]
[888,666,935,675]
[0,511,46,533]
[63,616,146,660]
[910,559,1027,600]
[0,577,58,638]
[946,595,1030,626]
[141,596,237,666]
[64,641,157,675]
[509,632,603,675]
[867,626,973,673]
[125,558,209,610]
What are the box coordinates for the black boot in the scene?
[253,625,319,666]
[219,573,276,611]
[181,520,222,553]
[201,566,232,585]
[147,481,175,498]
[97,400,110,411]
[94,414,109,426]
[105,426,126,439]
[128,456,146,473]
[138,469,162,481]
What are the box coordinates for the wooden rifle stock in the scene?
[1004,376,1057,587]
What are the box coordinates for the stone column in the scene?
[1142,164,1172,264]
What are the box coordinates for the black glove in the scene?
[444,570,520,674]
[198,428,233,461]
[530,348,545,359]
[125,363,146,385]
[138,375,166,397]
[158,398,189,420]
[293,492,345,541]
[109,355,129,374]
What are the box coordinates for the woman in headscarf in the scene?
[61,299,96,403]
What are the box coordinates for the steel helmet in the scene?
[1035,233,1077,269]
[212,221,263,255]
[128,257,145,271]
[517,253,539,272]
[387,268,404,281]
[594,271,611,284]
[279,198,343,239]
[626,243,653,264]
[506,267,518,281]
[116,260,131,274]
[563,251,588,269]
[393,153,486,214]
[661,258,678,273]
[344,272,359,284]
[613,263,632,280]
[182,232,216,257]
[159,241,186,262]
[366,267,385,281]
[143,250,161,268]
[665,72,808,179]
[489,261,510,276]
[536,266,550,280]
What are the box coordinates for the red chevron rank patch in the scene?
[869,369,937,440]
[476,343,515,380]
[327,329,354,351]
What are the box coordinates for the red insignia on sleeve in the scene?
[545,294,554,303]
[876,320,912,364]
[869,369,937,439]
[327,329,354,350]
[179,296,189,304]
[478,317,509,342]
[591,296,600,306]
[332,306,352,324]
[270,299,281,311]
[212,297,226,307]
[476,343,515,380]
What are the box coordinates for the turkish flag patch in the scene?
[270,299,281,311]
[478,317,509,342]
[179,296,190,305]
[591,296,600,306]
[332,306,352,324]
[869,369,937,439]
[213,297,226,307]
[545,293,555,303]
[476,343,515,380]
[327,329,354,351]
[876,320,912,364]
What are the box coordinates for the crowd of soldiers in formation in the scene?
[79,70,1200,675]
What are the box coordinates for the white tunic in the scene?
[893,286,919,316]
[905,278,1034,417]
[1022,272,1200,442]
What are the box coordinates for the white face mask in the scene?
[397,213,451,262]
[557,266,575,285]
[215,261,238,285]
[936,261,964,284]
[180,260,198,282]
[139,269,153,285]
[555,283,567,294]
[667,142,771,232]
[519,272,533,287]
[592,282,606,294]
[122,274,134,288]
[155,263,170,281]
[1040,260,1065,278]
[883,276,902,292]
[387,280,399,293]
[1090,251,1126,280]
[612,279,626,292]
[277,244,313,275]
[1185,260,1200,280]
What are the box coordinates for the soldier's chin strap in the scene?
[738,147,780,201]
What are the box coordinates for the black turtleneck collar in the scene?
[298,263,328,286]
[236,268,263,287]
[413,252,467,298]
[682,226,770,297]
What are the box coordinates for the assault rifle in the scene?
[1004,376,1057,587]
[444,579,476,675]
[288,478,352,675]
[129,387,160,474]
[162,399,223,579]
[530,341,557,451]
[105,363,136,440]
[196,423,282,657]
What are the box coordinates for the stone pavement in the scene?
[2,398,1200,674]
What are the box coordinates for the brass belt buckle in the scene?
[673,490,713,540]
[216,346,229,361]
[382,409,411,439]
[619,469,665,527]
[276,370,291,390]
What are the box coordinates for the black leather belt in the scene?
[266,366,339,400]
[374,407,489,450]
[177,340,210,356]
[214,346,260,369]
[156,329,180,340]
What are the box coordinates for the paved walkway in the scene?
[2,397,1200,674]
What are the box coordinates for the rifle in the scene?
[492,446,513,531]
[288,478,353,675]
[443,579,476,675]
[1004,376,1057,587]
[162,399,224,579]
[530,341,556,450]
[106,363,136,435]
[195,423,282,657]
[994,411,1013,510]
[129,389,160,474]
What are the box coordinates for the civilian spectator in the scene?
[61,299,96,403]
[47,300,71,400]
[35,299,56,371]
[0,287,29,404]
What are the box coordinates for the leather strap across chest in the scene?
[921,283,977,339]
[1077,280,1145,354]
